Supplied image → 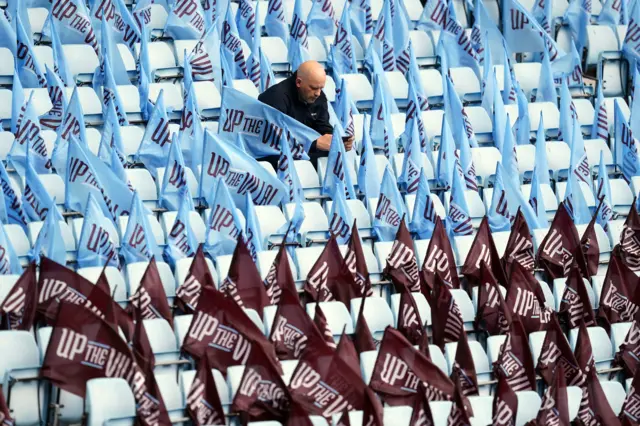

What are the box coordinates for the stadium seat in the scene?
[85,378,136,426]
[444,341,491,391]
[390,292,432,326]
[470,147,502,185]
[422,109,446,141]
[443,190,486,228]
[449,67,481,100]
[284,202,329,243]
[515,391,542,426]
[62,44,100,83]
[261,37,290,72]
[405,193,446,224]
[465,107,493,142]
[294,160,322,198]
[141,41,180,78]
[513,63,542,99]
[126,260,176,300]
[71,217,121,248]
[226,365,246,402]
[317,153,358,188]
[486,335,507,365]
[381,406,412,426]
[179,368,231,413]
[520,184,559,221]
[5,225,31,262]
[256,250,298,280]
[254,205,287,246]
[233,79,261,98]
[342,74,374,108]
[567,386,582,421]
[552,277,596,311]
[555,181,596,208]
[160,210,207,244]
[429,401,454,426]
[149,83,183,117]
[174,256,218,289]
[324,199,373,237]
[76,266,128,304]
[0,48,14,86]
[604,98,630,133]
[392,152,436,182]
[350,297,394,341]
[450,289,475,333]
[568,326,613,372]
[359,350,377,384]
[147,3,170,35]
[125,168,159,209]
[27,220,77,260]
[600,380,626,415]
[173,314,193,347]
[0,274,20,306]
[306,301,353,338]
[144,319,181,374]
[528,330,548,367]
[471,284,507,311]
[280,360,299,385]
[22,173,66,208]
[585,25,625,67]
[468,395,494,425]
[118,213,166,246]
[611,322,633,354]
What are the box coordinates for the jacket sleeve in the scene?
[313,96,334,135]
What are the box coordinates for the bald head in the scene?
[296,61,326,104]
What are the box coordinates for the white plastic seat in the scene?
[342,74,374,108]
[390,292,432,326]
[63,87,102,120]
[450,289,475,332]
[520,184,559,221]
[567,386,582,421]
[0,48,14,85]
[419,69,444,99]
[585,25,624,66]
[486,335,507,365]
[555,181,596,208]
[529,330,548,367]
[443,190,486,228]
[468,396,493,425]
[85,378,136,426]
[284,202,329,241]
[405,193,446,225]
[173,256,218,289]
[324,199,372,235]
[125,168,158,209]
[71,217,121,248]
[470,147,502,185]
[464,107,492,140]
[529,102,560,132]
[173,314,193,347]
[261,37,289,72]
[384,71,409,104]
[256,250,297,280]
[444,341,491,388]
[179,368,230,412]
[515,391,542,426]
[601,380,626,415]
[306,301,353,338]
[126,260,176,299]
[62,44,99,81]
[610,322,632,353]
[76,266,128,303]
[449,67,481,99]
[552,277,596,311]
[232,79,261,98]
[568,326,613,371]
[27,220,76,255]
[226,365,246,402]
[317,152,358,189]
[294,160,321,197]
[421,109,446,141]
[144,319,180,373]
[513,63,542,99]
[515,144,536,177]
[154,371,184,421]
[160,210,206,244]
[349,297,394,341]
[149,82,183,115]
[140,41,179,76]
[584,139,614,172]
[254,205,287,244]
[5,225,30,260]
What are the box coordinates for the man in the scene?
[258,60,353,167]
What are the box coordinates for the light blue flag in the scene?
[159,134,190,211]
[10,68,24,134]
[218,87,319,159]
[100,99,126,162]
[563,172,591,225]
[94,16,130,88]
[410,169,437,238]
[276,130,305,204]
[536,48,557,103]
[402,76,430,159]
[501,115,521,189]
[45,0,98,54]
[407,41,429,111]
[474,0,507,64]
[137,23,153,120]
[97,129,130,190]
[446,160,474,236]
[0,160,27,229]
[50,18,75,87]
[563,0,590,53]
[179,78,205,177]
[258,47,276,92]
[16,14,45,88]
[529,164,549,228]
[492,71,507,153]
[334,78,357,138]
[76,193,120,269]
[596,150,615,231]
[247,5,262,89]
[136,89,171,178]
[599,0,629,26]
[440,24,481,81]
[417,0,447,31]
[535,113,551,186]
[568,116,591,185]
[329,181,353,244]
[265,0,289,43]
[552,40,584,89]
[502,0,564,60]
[202,0,227,30]
[236,0,257,47]
[444,74,479,149]
[503,45,517,105]
[307,0,338,39]
[8,92,52,177]
[358,116,381,200]
[164,186,199,265]
[113,0,142,51]
[471,3,484,60]
[558,79,577,142]
[481,35,495,115]
[0,220,22,274]
[487,162,513,232]
[99,54,129,126]
[373,167,406,242]
[363,47,399,114]
[531,0,552,34]
[370,75,398,159]
[164,0,206,39]
[29,197,66,265]
[388,0,412,73]
[203,177,243,258]
[631,66,640,137]
[399,120,423,193]
[59,87,88,145]
[459,126,478,192]
[323,126,356,200]
[200,130,287,209]
[615,100,640,182]
[350,0,373,47]
[288,29,311,72]
[502,162,544,230]
[0,4,17,56]
[222,4,248,79]
[243,192,264,261]
[592,81,609,141]
[333,2,358,74]
[121,191,163,264]
[436,115,459,191]
[40,64,68,132]
[23,148,53,222]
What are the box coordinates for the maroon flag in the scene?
[263,242,299,305]
[175,245,216,313]
[370,327,454,406]
[451,332,478,396]
[577,369,622,426]
[598,248,640,327]
[430,275,464,349]
[0,386,13,426]
[619,201,640,272]
[535,364,570,426]
[446,380,473,426]
[269,288,324,360]
[304,235,361,304]
[219,236,270,317]
[362,387,384,426]
[493,317,537,392]
[409,382,436,426]
[0,263,37,330]
[384,218,420,292]
[181,286,279,374]
[40,302,171,425]
[289,332,366,417]
[621,367,640,425]
[232,341,291,422]
[313,302,337,349]
[95,266,112,296]
[336,410,351,426]
[396,289,426,346]
[353,297,377,353]
[536,203,587,280]
[502,209,535,274]
[420,217,460,290]
[461,217,508,288]
[286,402,314,426]
[580,208,600,278]
[186,355,225,426]
[492,375,518,426]
[130,312,155,373]
[536,314,584,386]
[344,221,373,297]
[336,329,361,378]
[505,260,552,334]
[574,320,595,378]
[615,320,640,376]
[127,258,173,326]
[558,263,596,329]
[474,262,511,335]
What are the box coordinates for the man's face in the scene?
[296,73,326,104]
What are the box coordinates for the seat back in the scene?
[85,378,136,426]
[306,301,353,335]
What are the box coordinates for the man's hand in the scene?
[316,134,333,151]
[343,135,354,151]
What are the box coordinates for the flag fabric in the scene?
[481,41,496,115]
[616,100,640,183]
[502,209,536,273]
[537,204,585,280]
[29,197,66,266]
[186,356,226,426]
[120,191,163,264]
[492,70,508,153]
[323,127,356,200]
[458,123,478,192]
[620,203,640,271]
[505,260,552,333]
[343,222,373,297]
[417,0,447,31]
[439,13,481,80]
[446,161,474,237]
[175,245,216,313]
[243,193,263,261]
[395,288,427,346]
[402,77,430,162]
[312,302,337,348]
[353,297,377,353]
[265,0,289,43]
[358,116,381,200]
[329,182,354,245]
[0,263,37,330]
[49,16,75,87]
[9,92,52,177]
[373,167,406,242]
[410,169,438,239]
[269,288,320,360]
[164,0,206,39]
[158,134,190,211]
[552,40,585,88]
[127,258,173,325]
[262,241,298,307]
[501,117,520,191]
[592,82,609,141]
[350,0,373,46]
[559,263,596,328]
[536,48,557,103]
[503,48,518,106]
[502,0,564,60]
[430,276,465,348]
[276,131,305,205]
[99,98,126,164]
[164,187,198,265]
[40,64,67,131]
[288,0,309,61]
[493,317,537,391]
[514,87,531,147]
[452,331,479,396]
[76,194,119,269]
[200,129,287,210]
[409,382,437,425]
[615,320,640,376]
[97,0,141,52]
[580,207,601,278]
[461,217,508,287]
[399,122,424,194]
[22,149,54,222]
[444,74,479,149]
[563,172,592,225]
[94,15,130,87]
[568,116,591,187]
[407,41,429,111]
[186,22,223,90]
[597,249,640,327]
[236,0,257,47]
[531,0,553,34]
[488,163,513,233]
[578,368,622,426]
[221,5,248,79]
[307,0,338,39]
[529,164,549,228]
[503,153,542,230]
[46,0,99,54]
[0,217,21,275]
[632,66,640,137]
[535,364,571,426]
[559,80,577,142]
[135,90,171,178]
[334,78,357,139]
[492,374,518,426]
[384,218,420,292]
[10,68,25,135]
[370,75,398,158]
[474,263,511,335]
[537,314,585,386]
[599,0,629,26]
[534,115,551,186]
[420,216,460,290]
[436,115,459,191]
[15,13,45,88]
[622,366,640,424]
[97,54,128,127]
[564,0,591,53]
[180,69,205,178]
[370,327,455,405]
